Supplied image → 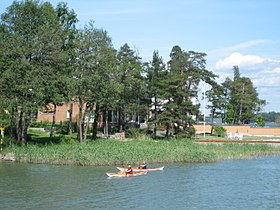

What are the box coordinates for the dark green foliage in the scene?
[29,121,52,128]
[145,51,166,136]
[0,0,72,143]
[125,128,141,139]
[153,46,217,138]
[116,43,146,132]
[255,115,265,127]
[56,121,69,134]
[213,126,226,137]
[175,126,196,139]
[206,83,226,123]
[222,66,266,125]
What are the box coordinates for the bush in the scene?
[213,126,226,137]
[29,121,52,128]
[58,135,77,144]
[175,126,196,139]
[56,121,69,134]
[125,128,140,139]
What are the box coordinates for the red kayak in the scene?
[116,166,164,172]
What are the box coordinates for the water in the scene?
[1,156,280,210]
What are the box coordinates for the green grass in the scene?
[2,134,280,166]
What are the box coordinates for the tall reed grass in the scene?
[3,138,280,166]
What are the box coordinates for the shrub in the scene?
[29,121,52,128]
[213,126,226,137]
[175,126,196,139]
[58,135,77,144]
[125,128,140,139]
[56,121,69,134]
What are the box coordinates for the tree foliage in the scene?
[116,44,144,130]
[0,0,66,143]
[221,66,266,124]
[0,1,267,143]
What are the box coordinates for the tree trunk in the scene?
[22,111,31,144]
[153,97,157,138]
[117,107,122,132]
[232,110,237,125]
[9,105,15,143]
[67,102,73,135]
[92,104,100,140]
[210,108,215,134]
[103,109,109,137]
[83,105,92,140]
[50,104,57,140]
[78,97,84,142]
[238,84,245,124]
[16,108,23,144]
[165,124,170,139]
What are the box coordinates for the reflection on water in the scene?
[1,156,280,209]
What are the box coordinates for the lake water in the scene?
[1,156,280,210]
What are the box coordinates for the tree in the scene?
[56,2,78,135]
[34,15,70,140]
[85,26,118,139]
[156,45,217,138]
[146,50,166,137]
[0,0,65,143]
[222,66,266,124]
[72,24,96,142]
[261,112,280,122]
[206,83,225,124]
[72,21,118,141]
[116,44,144,131]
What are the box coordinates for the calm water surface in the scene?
[1,156,280,210]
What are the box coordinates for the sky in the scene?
[1,0,280,113]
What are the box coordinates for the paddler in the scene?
[139,161,147,169]
[125,165,133,175]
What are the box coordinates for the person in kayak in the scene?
[125,165,133,175]
[139,161,147,169]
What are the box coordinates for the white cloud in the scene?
[250,65,280,87]
[212,53,280,111]
[215,52,271,69]
[263,67,280,74]
[253,76,280,86]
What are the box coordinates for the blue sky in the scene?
[1,0,280,112]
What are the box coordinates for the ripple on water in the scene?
[1,157,280,209]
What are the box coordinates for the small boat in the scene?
[116,166,164,172]
[106,171,148,177]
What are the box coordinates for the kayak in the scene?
[116,166,164,172]
[106,171,148,177]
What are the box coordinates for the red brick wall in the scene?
[37,103,80,123]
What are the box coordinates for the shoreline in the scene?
[0,153,15,161]
[2,138,280,166]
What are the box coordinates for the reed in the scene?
[3,137,280,166]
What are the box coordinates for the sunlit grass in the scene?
[3,135,280,166]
